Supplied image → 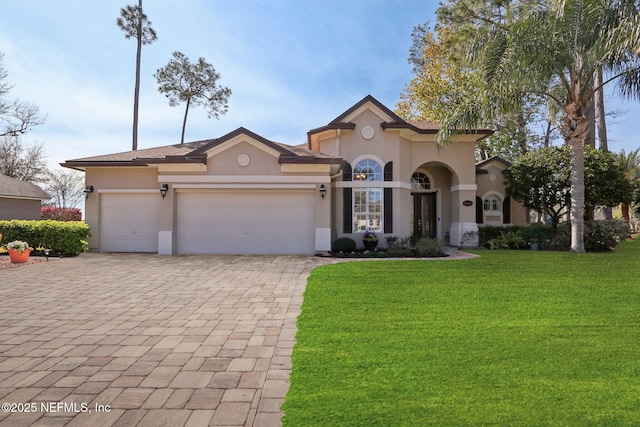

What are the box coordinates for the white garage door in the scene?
[177,189,315,254]
[100,193,160,252]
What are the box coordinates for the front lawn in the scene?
[282,237,640,426]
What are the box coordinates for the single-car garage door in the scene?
[100,193,160,252]
[177,189,315,254]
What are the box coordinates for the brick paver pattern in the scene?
[0,253,332,426]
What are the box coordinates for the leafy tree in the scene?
[437,0,640,252]
[506,145,632,241]
[155,51,231,144]
[0,52,45,137]
[0,135,48,183]
[616,148,640,225]
[45,169,84,209]
[117,0,157,151]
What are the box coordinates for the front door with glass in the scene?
[413,192,437,238]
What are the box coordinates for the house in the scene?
[61,95,526,254]
[0,174,50,220]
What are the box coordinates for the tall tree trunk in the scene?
[584,99,596,148]
[595,68,608,151]
[132,0,143,151]
[569,137,586,252]
[561,102,588,253]
[595,67,613,220]
[543,116,552,148]
[181,97,191,144]
[517,110,528,155]
[621,202,631,224]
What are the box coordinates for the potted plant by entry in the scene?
[6,240,32,263]
[362,231,379,251]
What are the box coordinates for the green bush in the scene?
[555,219,631,252]
[488,230,525,250]
[478,225,523,248]
[414,237,447,257]
[0,220,91,256]
[520,223,552,249]
[386,237,413,257]
[332,237,357,253]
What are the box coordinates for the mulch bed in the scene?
[0,256,52,270]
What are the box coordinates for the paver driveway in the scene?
[0,253,332,426]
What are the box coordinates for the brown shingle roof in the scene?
[0,174,50,200]
[61,128,342,170]
[65,140,212,163]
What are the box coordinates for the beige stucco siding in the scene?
[0,198,43,220]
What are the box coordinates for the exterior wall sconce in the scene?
[160,183,169,199]
[319,184,327,199]
[84,185,94,199]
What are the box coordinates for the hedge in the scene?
[0,220,91,257]
[479,220,630,252]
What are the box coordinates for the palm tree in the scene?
[439,0,640,252]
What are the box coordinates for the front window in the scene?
[352,159,383,232]
[353,188,382,232]
[483,195,502,213]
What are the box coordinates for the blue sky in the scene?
[1,0,638,172]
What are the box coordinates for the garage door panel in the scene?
[177,190,315,254]
[100,193,160,252]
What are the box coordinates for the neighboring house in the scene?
[0,174,50,220]
[61,95,526,254]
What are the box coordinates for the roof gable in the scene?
[330,94,405,125]
[0,174,50,200]
[476,156,511,174]
[188,127,296,159]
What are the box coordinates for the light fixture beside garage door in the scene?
[319,184,326,199]
[83,185,94,199]
[160,184,169,199]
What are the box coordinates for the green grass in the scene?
[282,238,640,426]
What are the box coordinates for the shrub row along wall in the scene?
[0,220,91,257]
[479,220,631,252]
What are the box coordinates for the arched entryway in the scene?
[410,162,455,242]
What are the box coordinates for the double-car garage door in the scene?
[176,189,315,254]
[100,189,315,254]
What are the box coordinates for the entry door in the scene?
[413,193,437,238]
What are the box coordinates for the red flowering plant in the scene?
[362,230,379,243]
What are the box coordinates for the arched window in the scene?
[353,159,382,181]
[411,172,431,190]
[483,194,502,213]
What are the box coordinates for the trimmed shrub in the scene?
[520,223,553,249]
[0,220,91,256]
[387,237,413,257]
[332,237,357,253]
[41,207,82,221]
[414,237,447,257]
[555,219,631,251]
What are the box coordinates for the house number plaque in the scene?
[462,200,473,206]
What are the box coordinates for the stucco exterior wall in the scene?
[0,198,42,220]
[476,162,527,226]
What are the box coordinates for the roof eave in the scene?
[278,156,344,165]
